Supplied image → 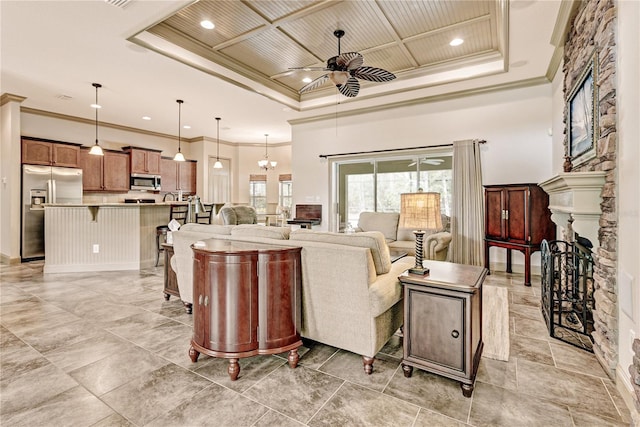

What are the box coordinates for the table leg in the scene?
[402,363,413,378]
[485,241,491,275]
[288,349,300,369]
[461,382,474,398]
[164,293,170,301]
[228,358,240,381]
[189,346,199,363]
[524,247,532,287]
[184,303,192,314]
[506,249,512,273]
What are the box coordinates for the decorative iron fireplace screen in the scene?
[541,239,595,352]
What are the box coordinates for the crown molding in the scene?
[546,46,564,81]
[550,0,581,47]
[289,76,550,126]
[1,93,27,106]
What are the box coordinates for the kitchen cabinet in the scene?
[399,261,487,398]
[22,137,81,168]
[189,239,302,381]
[160,157,197,194]
[484,184,555,286]
[80,149,130,192]
[124,147,161,175]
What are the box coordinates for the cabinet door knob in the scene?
[204,296,209,306]
[198,295,203,305]
[451,330,460,339]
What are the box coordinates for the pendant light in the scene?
[89,83,104,156]
[173,99,185,162]
[213,117,223,169]
[258,134,277,170]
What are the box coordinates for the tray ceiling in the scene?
[135,0,507,104]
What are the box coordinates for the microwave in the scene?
[130,173,161,191]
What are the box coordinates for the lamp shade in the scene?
[399,192,442,231]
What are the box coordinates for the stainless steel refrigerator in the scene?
[21,164,83,260]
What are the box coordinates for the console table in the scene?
[189,239,303,381]
[399,260,487,397]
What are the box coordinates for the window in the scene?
[249,174,267,214]
[333,150,452,230]
[278,174,292,211]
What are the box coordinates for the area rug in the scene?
[482,284,510,361]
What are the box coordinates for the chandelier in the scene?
[258,134,277,170]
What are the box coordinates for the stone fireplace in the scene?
[539,171,606,248]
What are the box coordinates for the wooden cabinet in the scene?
[80,149,130,192]
[189,240,302,381]
[125,147,161,175]
[22,138,80,167]
[484,184,555,286]
[160,157,197,194]
[162,244,180,301]
[399,261,487,398]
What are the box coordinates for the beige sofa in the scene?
[171,223,414,374]
[355,211,452,261]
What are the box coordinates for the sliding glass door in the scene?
[332,150,452,231]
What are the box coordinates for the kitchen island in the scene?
[43,203,175,273]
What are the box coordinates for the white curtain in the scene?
[450,139,484,265]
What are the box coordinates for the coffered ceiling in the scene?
[1,0,562,144]
[134,0,507,105]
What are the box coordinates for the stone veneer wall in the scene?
[629,339,640,423]
[564,0,618,378]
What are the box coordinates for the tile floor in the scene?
[0,261,632,426]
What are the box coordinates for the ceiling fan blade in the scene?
[351,66,396,82]
[337,52,364,70]
[289,66,329,71]
[299,74,330,93]
[339,76,360,97]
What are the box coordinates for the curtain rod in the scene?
[318,139,486,159]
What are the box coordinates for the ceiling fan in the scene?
[408,158,445,167]
[291,30,396,98]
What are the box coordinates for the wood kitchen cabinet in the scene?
[160,157,196,194]
[124,147,161,175]
[80,149,130,192]
[22,137,81,168]
[399,261,487,397]
[189,239,302,381]
[484,184,555,286]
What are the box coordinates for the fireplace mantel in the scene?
[539,171,606,247]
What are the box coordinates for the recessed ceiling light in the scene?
[142,116,151,120]
[200,20,214,30]
[302,77,312,83]
[90,103,101,109]
[450,38,464,47]
[183,125,191,129]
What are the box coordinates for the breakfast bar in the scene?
[43,203,172,273]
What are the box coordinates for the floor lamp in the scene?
[399,191,443,275]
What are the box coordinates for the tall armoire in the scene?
[484,183,556,286]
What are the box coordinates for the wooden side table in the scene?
[189,239,303,381]
[398,260,487,397]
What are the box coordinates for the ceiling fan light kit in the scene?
[293,29,396,98]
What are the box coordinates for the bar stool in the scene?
[155,204,189,267]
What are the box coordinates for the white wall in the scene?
[292,83,553,269]
[616,0,640,402]
[0,98,23,262]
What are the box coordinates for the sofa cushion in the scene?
[290,230,391,274]
[357,212,399,242]
[231,224,291,240]
[178,223,234,235]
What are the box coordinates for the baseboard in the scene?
[617,363,640,425]
[43,262,139,274]
[0,253,21,265]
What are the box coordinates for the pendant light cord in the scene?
[216,117,221,160]
[177,100,183,152]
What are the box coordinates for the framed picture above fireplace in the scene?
[567,50,599,167]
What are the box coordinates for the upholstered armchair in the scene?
[355,211,452,261]
[219,205,258,225]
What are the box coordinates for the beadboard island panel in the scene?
[44,204,170,273]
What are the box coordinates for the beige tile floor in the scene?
[0,261,632,426]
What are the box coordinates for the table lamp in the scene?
[399,191,443,275]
